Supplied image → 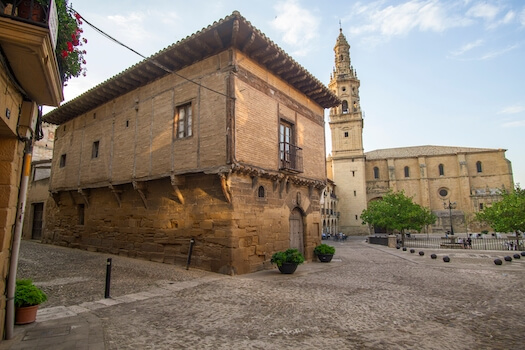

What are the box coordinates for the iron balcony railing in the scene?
[1,0,53,27]
[279,142,303,173]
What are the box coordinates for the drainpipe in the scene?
[5,140,33,339]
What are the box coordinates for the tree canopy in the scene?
[360,191,437,234]
[475,185,525,234]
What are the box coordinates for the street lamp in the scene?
[444,200,457,235]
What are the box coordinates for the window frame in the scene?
[438,164,445,176]
[59,154,66,168]
[175,102,193,139]
[92,140,100,159]
[373,166,379,179]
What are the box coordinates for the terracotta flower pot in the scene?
[15,304,39,325]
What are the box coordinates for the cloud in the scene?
[466,3,500,21]
[347,0,472,42]
[107,13,152,43]
[501,120,525,128]
[479,43,520,60]
[450,39,484,56]
[271,0,319,56]
[520,8,525,26]
[498,104,525,115]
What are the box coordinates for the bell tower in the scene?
[328,28,368,235]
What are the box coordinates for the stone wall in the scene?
[44,172,322,275]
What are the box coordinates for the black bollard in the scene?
[443,256,450,263]
[430,254,437,259]
[105,258,112,298]
[186,238,195,270]
[494,258,503,265]
[504,256,512,262]
[419,251,424,256]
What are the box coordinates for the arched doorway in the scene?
[289,208,304,254]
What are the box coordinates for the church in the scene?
[326,29,514,236]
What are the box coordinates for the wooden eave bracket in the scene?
[132,181,148,209]
[78,188,90,207]
[170,175,185,204]
[109,185,122,208]
[219,172,232,203]
[51,191,60,206]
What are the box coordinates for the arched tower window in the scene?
[476,161,483,173]
[353,101,357,112]
[340,54,344,62]
[438,164,445,176]
[373,167,380,179]
[342,100,348,114]
[404,166,410,178]
[257,186,265,198]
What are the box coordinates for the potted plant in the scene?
[271,248,305,274]
[314,243,335,262]
[14,279,47,325]
[16,0,88,83]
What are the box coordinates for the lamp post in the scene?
[444,200,457,235]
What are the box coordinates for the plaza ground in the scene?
[2,238,524,349]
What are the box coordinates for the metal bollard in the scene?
[186,238,195,270]
[105,258,112,298]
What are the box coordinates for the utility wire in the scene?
[73,9,232,99]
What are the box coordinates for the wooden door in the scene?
[31,202,44,240]
[289,208,304,254]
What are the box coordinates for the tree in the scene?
[476,185,525,247]
[360,190,437,244]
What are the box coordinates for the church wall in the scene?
[364,150,514,233]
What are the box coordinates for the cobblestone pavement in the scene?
[2,239,525,349]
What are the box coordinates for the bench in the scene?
[440,243,464,249]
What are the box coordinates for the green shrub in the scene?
[15,279,47,307]
[271,248,305,267]
[314,243,335,255]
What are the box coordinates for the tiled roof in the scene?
[43,11,339,125]
[365,145,504,160]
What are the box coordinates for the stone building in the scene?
[42,12,339,275]
[320,179,339,237]
[365,146,513,234]
[0,1,64,337]
[328,30,514,235]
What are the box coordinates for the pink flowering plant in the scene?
[51,0,87,82]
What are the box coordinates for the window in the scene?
[404,166,410,178]
[353,101,357,112]
[59,154,66,168]
[479,203,484,210]
[439,188,448,197]
[257,186,265,198]
[352,171,355,177]
[373,167,379,179]
[476,161,483,173]
[92,141,99,159]
[342,100,348,114]
[78,204,85,225]
[353,190,356,196]
[438,164,444,176]
[176,103,192,138]
[344,132,349,138]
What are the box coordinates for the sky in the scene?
[52,0,525,186]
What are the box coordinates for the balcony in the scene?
[279,142,303,174]
[0,0,64,106]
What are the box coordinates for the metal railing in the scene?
[401,237,524,251]
[279,142,303,173]
[0,0,52,27]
